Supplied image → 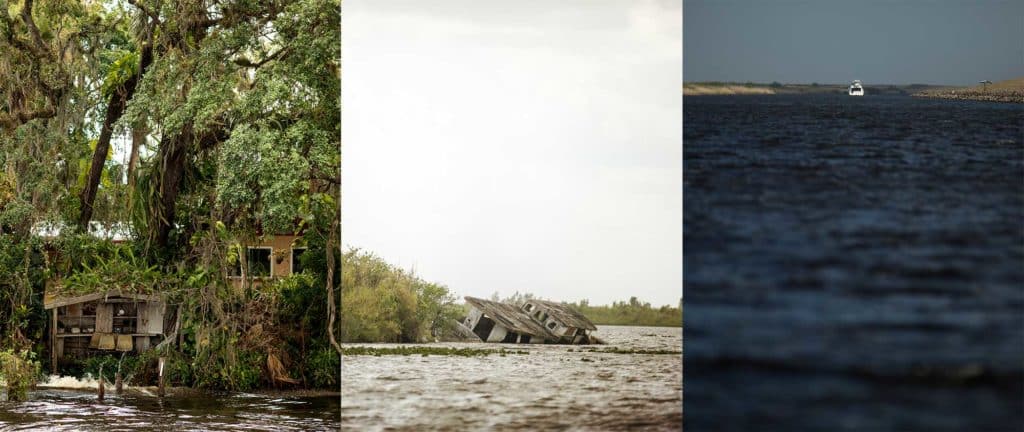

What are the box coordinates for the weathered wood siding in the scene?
[138,302,164,334]
[96,304,113,333]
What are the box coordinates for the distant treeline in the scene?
[492,292,682,328]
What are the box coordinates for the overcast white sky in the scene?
[341,0,681,306]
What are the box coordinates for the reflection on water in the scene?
[0,384,339,431]
[342,325,682,431]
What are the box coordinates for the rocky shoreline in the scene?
[912,89,1024,103]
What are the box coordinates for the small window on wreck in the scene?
[547,321,556,330]
[524,303,533,312]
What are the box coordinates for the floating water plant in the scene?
[341,346,529,357]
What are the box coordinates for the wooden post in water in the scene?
[115,372,123,394]
[157,357,166,397]
[97,366,104,401]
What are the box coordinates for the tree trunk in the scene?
[127,121,145,191]
[77,43,153,230]
[152,131,190,249]
[326,211,341,354]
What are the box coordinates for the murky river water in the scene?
[684,94,1023,430]
[0,382,339,431]
[341,325,682,431]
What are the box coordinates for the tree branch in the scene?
[232,45,289,69]
[19,0,48,56]
[125,0,161,25]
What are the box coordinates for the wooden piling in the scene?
[97,367,104,401]
[115,372,123,394]
[157,357,166,397]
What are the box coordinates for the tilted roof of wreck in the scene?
[464,296,558,339]
[528,299,598,331]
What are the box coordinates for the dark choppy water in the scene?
[684,94,1024,430]
[0,387,339,431]
[342,326,682,431]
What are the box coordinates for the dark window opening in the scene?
[472,315,496,341]
[501,331,518,343]
[520,334,532,343]
[112,303,138,334]
[247,248,272,277]
[292,248,307,274]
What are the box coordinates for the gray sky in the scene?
[342,0,682,306]
[685,0,1024,85]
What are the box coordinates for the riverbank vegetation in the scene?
[0,0,339,395]
[340,249,464,343]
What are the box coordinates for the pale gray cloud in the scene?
[342,0,681,306]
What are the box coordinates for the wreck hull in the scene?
[463,296,598,345]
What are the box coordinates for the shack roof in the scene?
[529,299,597,331]
[43,288,162,310]
[464,296,558,339]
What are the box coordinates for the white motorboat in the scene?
[848,80,864,96]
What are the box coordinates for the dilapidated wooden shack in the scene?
[44,288,175,374]
[463,296,597,344]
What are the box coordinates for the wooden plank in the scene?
[135,336,150,353]
[44,292,105,309]
[96,304,113,333]
[50,309,57,374]
[98,333,115,350]
[116,335,133,351]
[138,302,165,334]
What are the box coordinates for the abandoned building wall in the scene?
[485,324,510,343]
[138,302,165,334]
[228,235,302,293]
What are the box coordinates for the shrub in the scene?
[305,346,339,388]
[0,349,41,401]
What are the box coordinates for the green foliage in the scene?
[61,244,168,295]
[194,349,262,392]
[101,51,140,97]
[0,349,41,401]
[567,297,682,327]
[341,249,460,343]
[1,0,341,393]
[305,346,340,388]
[341,346,529,357]
[80,353,140,383]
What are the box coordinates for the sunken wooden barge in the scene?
[462,296,597,344]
